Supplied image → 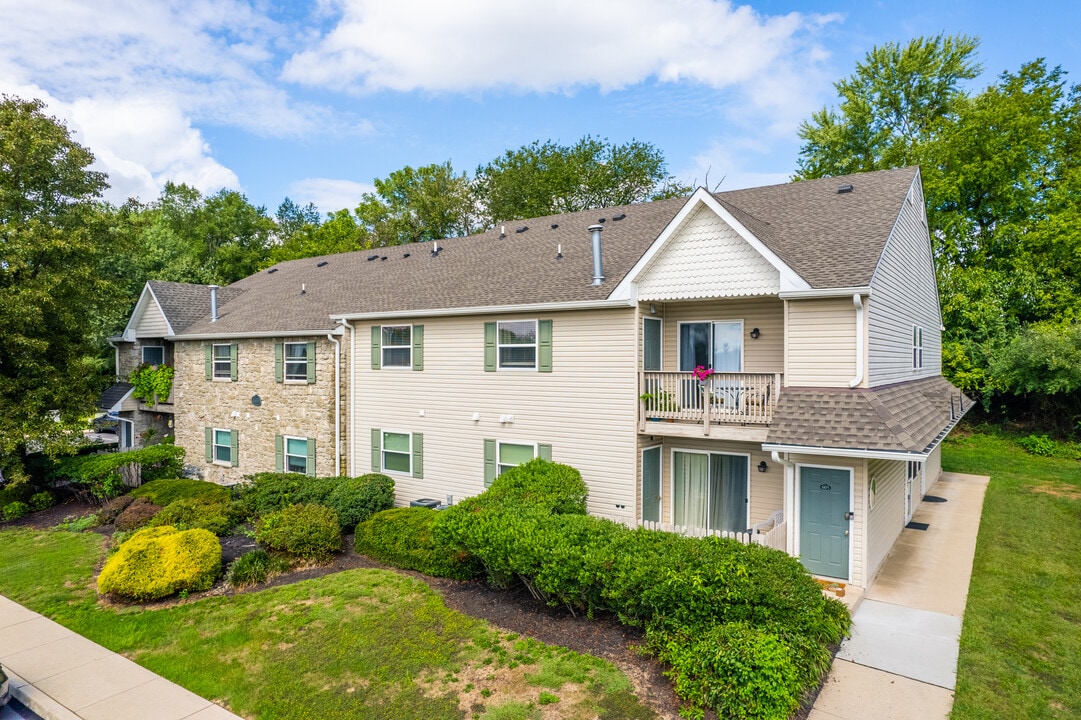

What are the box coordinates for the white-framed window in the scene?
[213,428,233,465]
[382,430,412,474]
[284,342,308,381]
[381,325,412,367]
[142,345,165,365]
[212,344,232,379]
[497,320,537,369]
[284,436,309,474]
[678,320,743,373]
[497,441,537,476]
[671,449,749,533]
[912,325,924,370]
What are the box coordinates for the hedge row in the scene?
[238,472,393,530]
[354,507,480,580]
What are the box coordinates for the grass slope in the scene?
[944,431,1081,720]
[0,530,653,720]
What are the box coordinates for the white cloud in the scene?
[681,138,795,192]
[283,0,839,125]
[287,178,376,214]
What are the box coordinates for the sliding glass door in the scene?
[672,451,749,532]
[679,321,743,372]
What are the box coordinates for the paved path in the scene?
[810,471,990,720]
[0,596,242,720]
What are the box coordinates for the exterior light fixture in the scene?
[757,460,768,473]
[750,327,760,339]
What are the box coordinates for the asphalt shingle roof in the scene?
[176,166,920,336]
[96,382,133,411]
[766,376,971,453]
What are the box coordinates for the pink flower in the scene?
[693,365,714,382]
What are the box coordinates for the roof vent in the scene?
[598,217,606,223]
[403,252,411,258]
[380,256,387,261]
[300,283,306,295]
[431,241,441,256]
[612,213,626,221]
[317,261,328,267]
[551,223,559,229]
[367,254,379,261]
[499,225,506,239]
[516,225,528,233]
[267,267,278,274]
[837,184,854,194]
[588,224,605,286]
[556,244,563,260]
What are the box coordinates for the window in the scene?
[213,428,233,464]
[382,431,412,474]
[912,326,924,370]
[497,320,537,369]
[142,346,165,365]
[643,318,662,372]
[672,450,748,533]
[284,436,309,473]
[213,344,232,379]
[679,321,742,372]
[868,476,878,511]
[497,442,536,476]
[382,326,412,367]
[284,343,308,381]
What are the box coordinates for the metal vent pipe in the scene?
[588,224,604,286]
[209,285,219,322]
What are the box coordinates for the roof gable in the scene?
[123,284,174,339]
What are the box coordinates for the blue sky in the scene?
[1,0,1078,216]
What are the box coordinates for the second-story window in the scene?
[212,344,232,379]
[284,342,308,381]
[382,325,412,367]
[498,320,537,369]
[142,346,165,365]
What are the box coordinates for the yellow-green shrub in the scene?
[97,525,222,601]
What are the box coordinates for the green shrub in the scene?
[54,514,98,532]
[256,503,341,560]
[237,473,335,519]
[97,494,135,525]
[225,549,287,588]
[149,497,240,535]
[97,525,222,601]
[0,482,34,508]
[356,507,480,580]
[114,496,163,531]
[131,478,231,507]
[29,491,54,512]
[479,459,588,515]
[326,473,394,530]
[54,445,185,502]
[3,501,30,521]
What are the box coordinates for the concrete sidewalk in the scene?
[0,595,241,720]
[809,471,990,720]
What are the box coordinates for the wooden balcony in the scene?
[639,371,781,437]
[138,388,175,413]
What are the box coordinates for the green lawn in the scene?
[0,530,654,720]
[944,431,1081,720]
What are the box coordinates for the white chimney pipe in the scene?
[588,224,604,286]
[209,285,219,322]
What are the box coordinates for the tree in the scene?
[267,208,371,264]
[475,136,688,224]
[0,96,113,479]
[275,197,321,244]
[354,162,475,246]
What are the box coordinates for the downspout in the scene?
[849,294,864,388]
[772,451,796,556]
[341,319,356,476]
[327,326,342,477]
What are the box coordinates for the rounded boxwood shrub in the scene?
[3,501,30,521]
[356,507,479,580]
[149,497,240,536]
[114,496,163,531]
[326,473,395,530]
[29,491,54,512]
[256,503,341,560]
[131,478,231,507]
[97,525,222,601]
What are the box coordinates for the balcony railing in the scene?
[640,371,781,426]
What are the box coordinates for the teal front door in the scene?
[800,466,851,579]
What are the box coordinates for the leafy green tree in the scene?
[267,208,371,264]
[0,96,113,479]
[475,136,688,224]
[355,162,475,246]
[275,197,321,244]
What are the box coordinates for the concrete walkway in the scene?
[0,596,242,720]
[810,471,990,720]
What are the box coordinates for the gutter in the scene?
[850,293,864,388]
[762,443,932,462]
[172,328,342,341]
[331,297,635,322]
[778,286,872,300]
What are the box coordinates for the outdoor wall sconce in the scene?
[750,327,761,339]
[649,304,657,314]
[757,460,768,472]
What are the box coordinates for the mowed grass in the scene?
[0,530,654,720]
[944,431,1081,720]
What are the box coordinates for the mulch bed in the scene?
[5,499,827,719]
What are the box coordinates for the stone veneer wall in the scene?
[116,338,176,446]
[173,336,338,484]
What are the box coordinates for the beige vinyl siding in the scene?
[785,298,857,387]
[868,178,943,385]
[640,435,782,527]
[134,301,170,338]
[654,298,784,373]
[351,308,639,516]
[792,455,866,587]
[925,443,942,490]
[865,458,906,584]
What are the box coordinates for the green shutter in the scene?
[538,443,552,461]
[538,319,553,373]
[412,325,424,371]
[371,428,381,472]
[643,317,661,371]
[306,437,316,477]
[371,326,381,370]
[484,322,496,372]
[204,427,213,462]
[229,343,238,381]
[204,345,212,380]
[306,341,317,384]
[274,435,283,473]
[230,429,239,467]
[412,433,424,479]
[483,439,496,487]
[274,343,284,383]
